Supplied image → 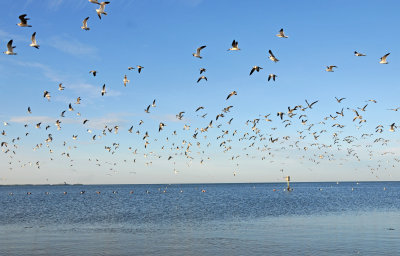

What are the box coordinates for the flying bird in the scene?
[200,68,206,74]
[101,84,106,96]
[89,70,97,76]
[4,40,17,55]
[354,51,366,56]
[226,91,237,100]
[276,28,288,38]
[81,17,90,30]
[249,66,263,76]
[379,53,390,64]
[326,66,337,72]
[96,2,110,19]
[43,91,51,101]
[58,83,65,91]
[193,45,206,58]
[17,14,32,27]
[268,50,279,62]
[123,75,129,87]
[197,76,207,83]
[268,74,277,81]
[228,40,240,51]
[30,32,39,49]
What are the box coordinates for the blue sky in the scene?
[0,0,399,184]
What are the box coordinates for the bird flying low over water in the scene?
[4,40,17,55]
[193,45,206,58]
[354,51,366,56]
[326,66,337,72]
[226,91,237,100]
[276,28,288,38]
[96,2,110,19]
[380,53,390,64]
[17,14,32,27]
[268,50,279,62]
[81,17,90,30]
[228,40,240,51]
[250,66,263,76]
[30,32,39,49]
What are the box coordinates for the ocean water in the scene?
[0,182,399,255]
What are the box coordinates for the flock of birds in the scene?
[1,1,399,184]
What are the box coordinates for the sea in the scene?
[0,182,399,255]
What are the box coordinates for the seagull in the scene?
[137,65,144,73]
[335,97,345,103]
[4,40,17,55]
[389,123,396,132]
[101,84,106,96]
[200,68,206,74]
[76,97,81,104]
[30,32,39,49]
[58,83,65,91]
[144,105,151,113]
[305,99,318,109]
[268,74,277,81]
[96,2,110,19]
[89,70,97,76]
[43,91,51,101]
[159,123,166,132]
[226,91,237,100]
[68,103,74,111]
[249,66,263,76]
[354,51,366,56]
[195,106,204,112]
[193,45,206,58]
[17,14,32,27]
[123,75,129,87]
[276,28,288,38]
[268,50,279,62]
[326,66,337,72]
[152,99,156,107]
[88,0,101,4]
[81,17,90,30]
[197,76,207,83]
[228,40,240,51]
[27,107,32,114]
[379,53,390,64]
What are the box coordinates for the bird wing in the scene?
[197,45,206,55]
[83,17,89,26]
[31,32,36,44]
[269,50,275,58]
[7,40,14,51]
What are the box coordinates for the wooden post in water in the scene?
[285,176,291,191]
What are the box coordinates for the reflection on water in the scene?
[1,182,399,255]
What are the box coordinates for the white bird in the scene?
[228,40,240,51]
[58,83,65,91]
[268,74,277,81]
[17,14,32,27]
[354,51,366,56]
[123,75,129,87]
[96,2,110,19]
[326,66,337,72]
[81,17,90,30]
[30,32,39,49]
[268,50,279,62]
[101,84,106,96]
[4,40,17,55]
[276,28,288,38]
[193,45,206,58]
[380,53,390,64]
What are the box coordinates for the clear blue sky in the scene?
[0,0,399,184]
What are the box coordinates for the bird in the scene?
[200,68,206,74]
[4,40,17,55]
[159,123,166,132]
[89,70,97,76]
[30,32,39,49]
[326,66,337,72]
[136,65,144,73]
[268,74,277,81]
[123,75,129,87]
[268,50,279,62]
[96,2,110,19]
[58,83,65,91]
[43,91,51,101]
[226,91,237,100]
[101,84,106,96]
[17,14,32,27]
[68,103,74,111]
[276,28,288,38]
[195,106,204,112]
[305,99,318,109]
[144,105,151,113]
[27,107,32,114]
[197,76,207,83]
[193,45,206,58]
[354,51,366,56]
[75,97,81,104]
[335,97,345,103]
[228,40,240,51]
[379,53,390,64]
[249,66,263,76]
[81,17,90,30]
[389,123,396,132]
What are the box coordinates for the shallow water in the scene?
[1,182,399,255]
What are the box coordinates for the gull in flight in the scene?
[123,75,129,87]
[268,50,279,62]
[249,66,262,76]
[101,84,106,96]
[89,70,97,76]
[200,68,206,74]
[128,66,134,70]
[96,2,110,19]
[17,14,32,27]
[43,91,51,101]
[58,83,65,91]
[27,107,32,114]
[30,32,39,49]
[197,76,207,83]
[159,123,166,132]
[193,45,206,59]
[276,28,288,38]
[268,74,277,81]
[228,40,240,51]
[379,53,390,64]
[4,40,17,55]
[335,97,345,103]
[354,51,366,56]
[226,91,237,100]
[81,17,90,30]
[326,66,337,72]
[136,65,144,73]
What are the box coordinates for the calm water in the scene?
[1,182,399,255]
